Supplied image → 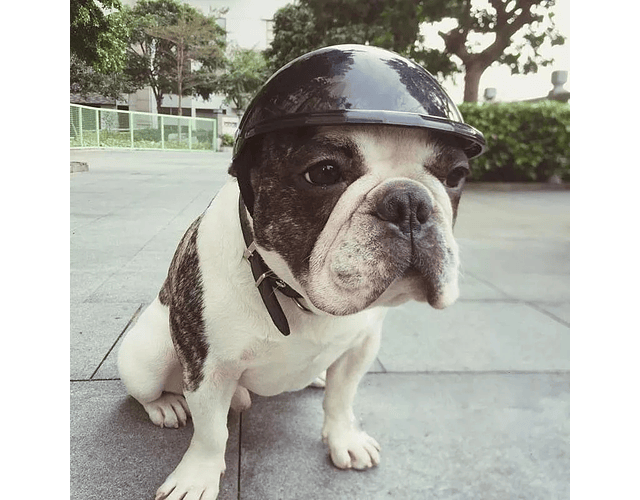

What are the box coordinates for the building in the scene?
[71,0,290,138]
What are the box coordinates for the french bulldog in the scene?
[117,123,470,500]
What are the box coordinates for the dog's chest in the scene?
[237,313,377,397]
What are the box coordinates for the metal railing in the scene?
[70,103,218,151]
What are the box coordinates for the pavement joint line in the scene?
[458,297,568,305]
[463,272,569,327]
[89,303,144,380]
[81,272,125,305]
[367,370,570,375]
[71,369,569,383]
[457,297,570,325]
[376,356,388,373]
[457,297,530,303]
[71,378,119,383]
[237,413,243,500]
[115,186,211,271]
[524,301,570,327]
[463,271,511,298]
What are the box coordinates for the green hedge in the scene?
[459,101,570,182]
[132,127,214,144]
[220,133,235,147]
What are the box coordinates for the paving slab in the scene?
[459,238,569,275]
[84,270,167,304]
[240,372,569,500]
[379,301,569,372]
[70,380,239,500]
[70,302,142,380]
[458,240,570,305]
[455,189,570,241]
[70,150,569,500]
[71,269,113,304]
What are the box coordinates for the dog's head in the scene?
[229,124,469,316]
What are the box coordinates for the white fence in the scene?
[70,103,218,151]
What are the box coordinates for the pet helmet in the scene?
[233,44,486,160]
[232,44,486,211]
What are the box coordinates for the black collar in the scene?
[238,194,311,336]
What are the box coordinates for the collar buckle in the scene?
[243,241,257,261]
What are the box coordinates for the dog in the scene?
[117,123,470,499]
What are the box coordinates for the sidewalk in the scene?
[70,149,569,500]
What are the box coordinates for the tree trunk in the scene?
[154,90,163,115]
[463,61,485,103]
[177,44,183,117]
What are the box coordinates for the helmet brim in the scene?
[236,109,486,160]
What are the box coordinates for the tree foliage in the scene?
[70,0,129,73]
[70,53,138,99]
[265,0,455,76]
[210,45,270,111]
[437,0,565,101]
[121,0,226,114]
[144,8,227,115]
[266,0,566,101]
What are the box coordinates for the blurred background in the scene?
[70,0,570,183]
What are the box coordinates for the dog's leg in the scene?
[117,297,190,428]
[321,327,382,470]
[155,373,238,500]
[230,384,251,412]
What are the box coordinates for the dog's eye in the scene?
[304,162,342,186]
[445,166,469,188]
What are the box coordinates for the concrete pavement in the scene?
[70,149,569,500]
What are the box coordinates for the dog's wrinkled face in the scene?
[234,125,469,316]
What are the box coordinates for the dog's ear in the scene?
[229,137,263,215]
[228,136,259,178]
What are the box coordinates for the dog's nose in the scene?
[374,181,433,235]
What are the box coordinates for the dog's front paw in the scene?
[322,421,381,470]
[142,392,190,429]
[155,454,225,500]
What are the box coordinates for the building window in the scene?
[265,19,274,45]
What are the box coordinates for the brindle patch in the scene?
[159,215,208,392]
[234,128,367,280]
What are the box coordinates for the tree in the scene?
[265,1,455,76]
[70,53,138,99]
[122,0,226,114]
[266,0,565,102]
[70,0,129,73]
[211,45,270,112]
[145,10,226,115]
[436,0,566,102]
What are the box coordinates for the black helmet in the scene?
[233,44,486,160]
